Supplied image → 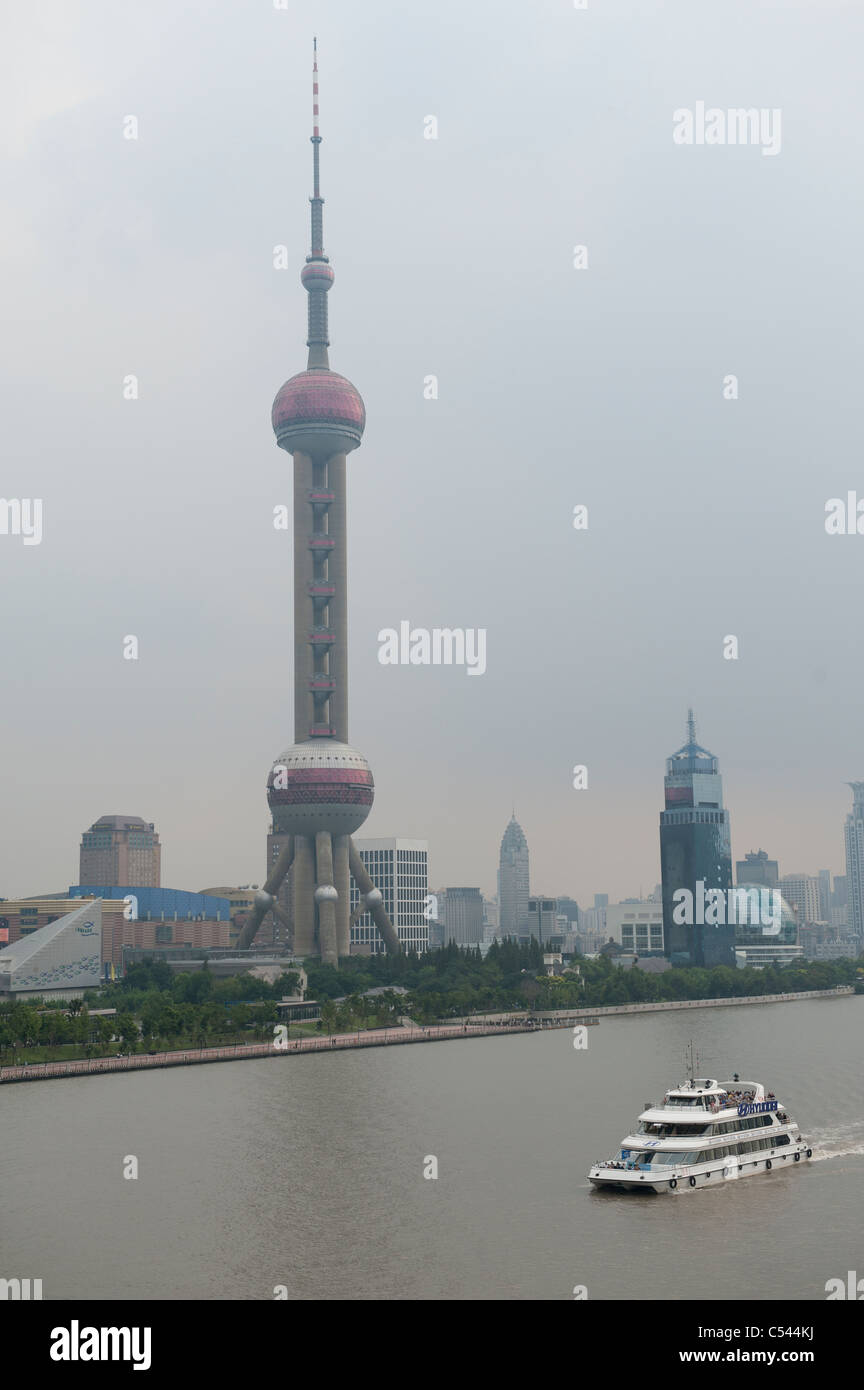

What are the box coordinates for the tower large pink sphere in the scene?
[272,369,365,459]
[267,740,374,836]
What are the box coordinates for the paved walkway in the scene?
[0,1021,534,1084]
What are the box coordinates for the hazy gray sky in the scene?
[2,0,862,904]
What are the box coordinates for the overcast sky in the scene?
[1,0,863,904]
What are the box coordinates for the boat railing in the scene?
[594,1160,653,1172]
[658,1090,770,1113]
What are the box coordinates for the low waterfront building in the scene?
[275,998,321,1022]
[734,945,804,968]
[121,948,300,984]
[0,896,232,972]
[0,901,103,1000]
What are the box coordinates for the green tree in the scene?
[116,1013,140,1049]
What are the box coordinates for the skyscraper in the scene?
[844,783,864,941]
[79,816,160,888]
[238,42,399,963]
[498,815,530,939]
[660,711,734,967]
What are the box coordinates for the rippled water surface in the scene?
[3,996,862,1300]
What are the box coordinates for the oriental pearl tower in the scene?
[237,40,399,963]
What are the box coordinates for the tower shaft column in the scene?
[327,453,348,742]
[293,451,316,742]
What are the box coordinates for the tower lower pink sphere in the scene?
[267,740,374,836]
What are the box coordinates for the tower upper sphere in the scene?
[271,41,365,461]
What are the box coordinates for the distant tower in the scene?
[79,816,160,888]
[660,711,734,967]
[735,849,779,888]
[438,887,484,947]
[844,783,864,941]
[238,41,399,963]
[498,815,530,939]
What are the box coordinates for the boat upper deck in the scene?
[639,1078,782,1124]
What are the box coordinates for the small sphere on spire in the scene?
[301,260,334,292]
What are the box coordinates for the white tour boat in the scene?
[588,1066,812,1194]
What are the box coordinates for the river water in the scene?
[3,995,862,1300]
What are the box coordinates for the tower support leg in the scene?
[236,836,295,949]
[293,834,317,956]
[333,834,350,956]
[315,830,338,966]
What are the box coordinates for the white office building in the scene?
[606,901,665,955]
[350,839,428,954]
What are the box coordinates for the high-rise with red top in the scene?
[238,41,400,963]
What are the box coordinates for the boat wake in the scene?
[809,1124,864,1162]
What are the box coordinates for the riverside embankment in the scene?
[453,985,855,1028]
[0,1020,533,1084]
[1,988,853,1083]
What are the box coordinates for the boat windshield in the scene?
[616,1150,703,1168]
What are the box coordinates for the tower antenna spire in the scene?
[312,35,320,197]
[301,35,333,368]
[687,707,696,745]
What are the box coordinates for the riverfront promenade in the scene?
[0,988,853,1085]
[452,985,855,1028]
[0,1020,533,1085]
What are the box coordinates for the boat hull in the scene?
[589,1144,813,1194]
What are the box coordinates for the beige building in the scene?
[79,815,161,888]
[780,874,822,927]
